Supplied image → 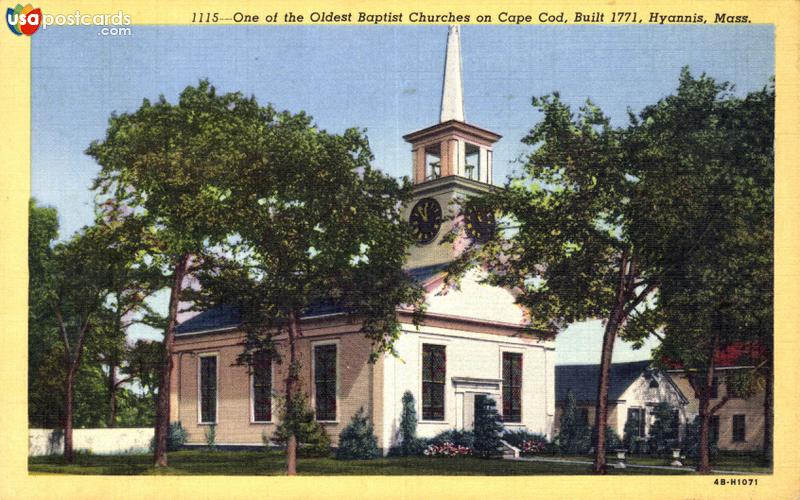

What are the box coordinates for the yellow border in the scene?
[1,1,798,498]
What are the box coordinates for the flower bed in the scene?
[519,439,547,455]
[423,442,472,457]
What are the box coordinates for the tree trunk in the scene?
[108,354,118,428]
[697,331,718,474]
[762,355,773,467]
[285,311,300,476]
[591,307,624,474]
[63,368,75,463]
[697,381,711,473]
[153,253,190,468]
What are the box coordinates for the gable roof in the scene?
[176,265,443,336]
[555,360,651,403]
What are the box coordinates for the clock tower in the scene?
[404,25,502,269]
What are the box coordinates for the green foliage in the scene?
[336,408,380,460]
[169,422,188,451]
[472,397,504,458]
[28,199,60,417]
[205,424,217,450]
[429,430,474,449]
[647,403,679,456]
[682,416,719,461]
[556,390,592,454]
[502,429,555,454]
[150,421,187,452]
[602,426,623,451]
[622,418,641,454]
[272,394,331,458]
[635,70,773,384]
[399,391,424,457]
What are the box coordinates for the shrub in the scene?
[682,416,719,461]
[204,424,217,450]
[502,429,551,455]
[557,390,592,454]
[622,418,640,454]
[399,391,424,457]
[603,426,623,451]
[647,403,680,456]
[149,421,187,452]
[272,394,331,457]
[336,407,380,460]
[429,429,474,449]
[424,442,472,457]
[473,396,504,458]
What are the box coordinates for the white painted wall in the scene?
[29,428,153,456]
[615,373,689,438]
[424,269,526,325]
[381,324,554,451]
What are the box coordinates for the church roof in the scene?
[176,265,448,335]
[555,360,652,403]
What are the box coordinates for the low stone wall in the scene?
[29,428,154,456]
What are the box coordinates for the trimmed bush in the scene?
[502,429,547,447]
[204,424,217,450]
[399,391,425,457]
[473,396,504,458]
[602,426,623,451]
[556,390,592,454]
[648,402,680,456]
[149,421,187,452]
[272,394,331,457]
[336,407,379,460]
[429,429,474,449]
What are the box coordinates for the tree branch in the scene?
[709,394,732,415]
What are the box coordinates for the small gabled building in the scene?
[554,361,689,440]
[666,343,767,452]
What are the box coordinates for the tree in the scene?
[447,93,659,473]
[86,81,262,466]
[271,392,331,458]
[191,106,425,474]
[47,224,124,461]
[28,199,61,428]
[472,396,504,458]
[626,70,774,472]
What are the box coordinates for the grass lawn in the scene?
[29,450,691,476]
[534,451,771,474]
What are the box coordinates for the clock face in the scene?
[465,207,495,244]
[409,198,443,244]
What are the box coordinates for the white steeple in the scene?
[440,25,465,123]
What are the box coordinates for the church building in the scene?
[169,26,556,452]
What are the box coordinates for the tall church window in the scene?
[314,344,337,421]
[199,355,217,424]
[502,352,522,422]
[252,351,272,422]
[422,344,446,420]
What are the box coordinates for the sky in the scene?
[31,24,774,365]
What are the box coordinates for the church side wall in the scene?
[381,323,555,452]
[171,323,384,448]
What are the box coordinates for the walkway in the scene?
[506,455,751,475]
